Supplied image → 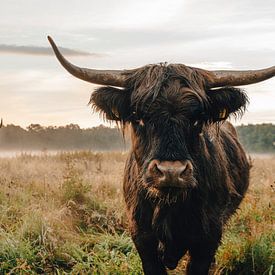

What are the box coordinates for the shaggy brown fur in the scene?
[90,63,250,275]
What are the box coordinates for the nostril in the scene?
[148,160,164,177]
[155,164,164,177]
[179,162,193,178]
[179,169,188,178]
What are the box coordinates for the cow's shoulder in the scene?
[221,121,238,137]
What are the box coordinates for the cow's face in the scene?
[129,81,203,196]
[91,66,248,198]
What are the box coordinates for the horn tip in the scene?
[47,36,59,56]
[47,35,56,48]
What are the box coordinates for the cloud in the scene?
[0,44,103,57]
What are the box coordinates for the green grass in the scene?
[216,198,274,274]
[0,152,274,274]
[0,230,142,274]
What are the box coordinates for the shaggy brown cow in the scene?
[48,36,275,274]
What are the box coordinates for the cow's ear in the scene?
[89,86,130,121]
[205,87,248,122]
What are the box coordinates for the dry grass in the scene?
[0,152,274,274]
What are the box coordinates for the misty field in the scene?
[0,152,274,274]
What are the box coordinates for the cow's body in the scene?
[124,122,250,274]
[48,37,275,275]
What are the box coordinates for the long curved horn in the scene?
[208,66,275,87]
[47,36,126,87]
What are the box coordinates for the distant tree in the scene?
[0,123,273,152]
[236,124,275,153]
[27,124,44,132]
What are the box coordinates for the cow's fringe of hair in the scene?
[124,63,211,114]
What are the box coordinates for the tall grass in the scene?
[215,157,274,274]
[0,152,273,274]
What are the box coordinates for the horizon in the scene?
[0,0,275,127]
[1,121,274,130]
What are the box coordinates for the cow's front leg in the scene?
[157,239,187,271]
[131,231,167,275]
[186,241,219,275]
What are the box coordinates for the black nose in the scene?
[148,159,193,188]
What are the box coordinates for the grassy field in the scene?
[0,151,274,274]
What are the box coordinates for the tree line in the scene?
[0,124,128,151]
[236,123,275,153]
[0,123,274,153]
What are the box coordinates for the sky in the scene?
[0,0,274,128]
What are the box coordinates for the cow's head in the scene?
[48,36,275,199]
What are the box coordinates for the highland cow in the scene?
[48,36,275,274]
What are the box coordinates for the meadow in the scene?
[0,151,274,274]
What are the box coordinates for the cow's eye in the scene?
[191,120,203,135]
[131,117,145,127]
[133,119,145,127]
[139,119,145,126]
[131,111,145,127]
